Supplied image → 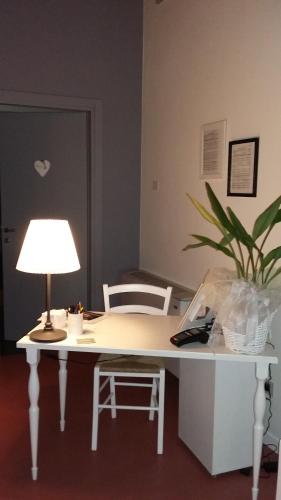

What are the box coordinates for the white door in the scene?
[0,111,89,341]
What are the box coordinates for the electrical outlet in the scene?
[152,179,159,191]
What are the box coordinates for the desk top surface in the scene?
[16,313,278,364]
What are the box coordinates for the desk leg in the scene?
[58,350,68,432]
[252,361,269,500]
[26,347,40,481]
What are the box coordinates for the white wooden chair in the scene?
[91,283,173,454]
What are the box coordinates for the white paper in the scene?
[230,142,255,194]
[200,120,226,179]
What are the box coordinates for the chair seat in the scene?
[96,354,164,373]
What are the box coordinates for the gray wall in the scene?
[0,0,143,301]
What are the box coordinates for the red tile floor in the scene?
[0,352,278,500]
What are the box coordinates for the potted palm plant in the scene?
[183,182,281,353]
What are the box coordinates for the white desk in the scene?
[16,313,278,500]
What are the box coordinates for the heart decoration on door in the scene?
[34,160,51,177]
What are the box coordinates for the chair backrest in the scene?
[103,283,173,316]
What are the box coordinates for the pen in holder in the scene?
[67,303,84,336]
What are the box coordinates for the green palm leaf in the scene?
[190,234,236,259]
[271,209,281,225]
[227,207,256,247]
[265,266,281,286]
[260,246,281,270]
[219,233,234,246]
[205,182,233,233]
[186,193,222,228]
[182,242,206,251]
[252,195,281,240]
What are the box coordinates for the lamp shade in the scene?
[16,219,80,274]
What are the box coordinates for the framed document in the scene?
[200,120,227,179]
[227,137,259,197]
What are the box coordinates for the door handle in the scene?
[3,227,15,233]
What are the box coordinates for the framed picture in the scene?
[200,120,227,179]
[227,137,259,197]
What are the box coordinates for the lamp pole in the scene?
[44,274,53,331]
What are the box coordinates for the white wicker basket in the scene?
[223,315,272,355]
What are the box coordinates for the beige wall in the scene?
[141,0,281,445]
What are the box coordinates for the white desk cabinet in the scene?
[117,271,265,476]
[178,358,256,475]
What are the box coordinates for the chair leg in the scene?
[91,366,100,451]
[149,378,157,421]
[157,369,165,454]
[110,376,117,418]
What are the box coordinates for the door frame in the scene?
[0,89,103,353]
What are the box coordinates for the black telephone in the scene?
[170,327,210,347]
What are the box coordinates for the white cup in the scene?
[41,309,67,329]
[68,312,83,336]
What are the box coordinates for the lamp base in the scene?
[30,328,67,343]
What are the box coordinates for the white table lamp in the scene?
[16,219,80,342]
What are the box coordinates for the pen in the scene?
[77,301,84,313]
[68,302,84,314]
